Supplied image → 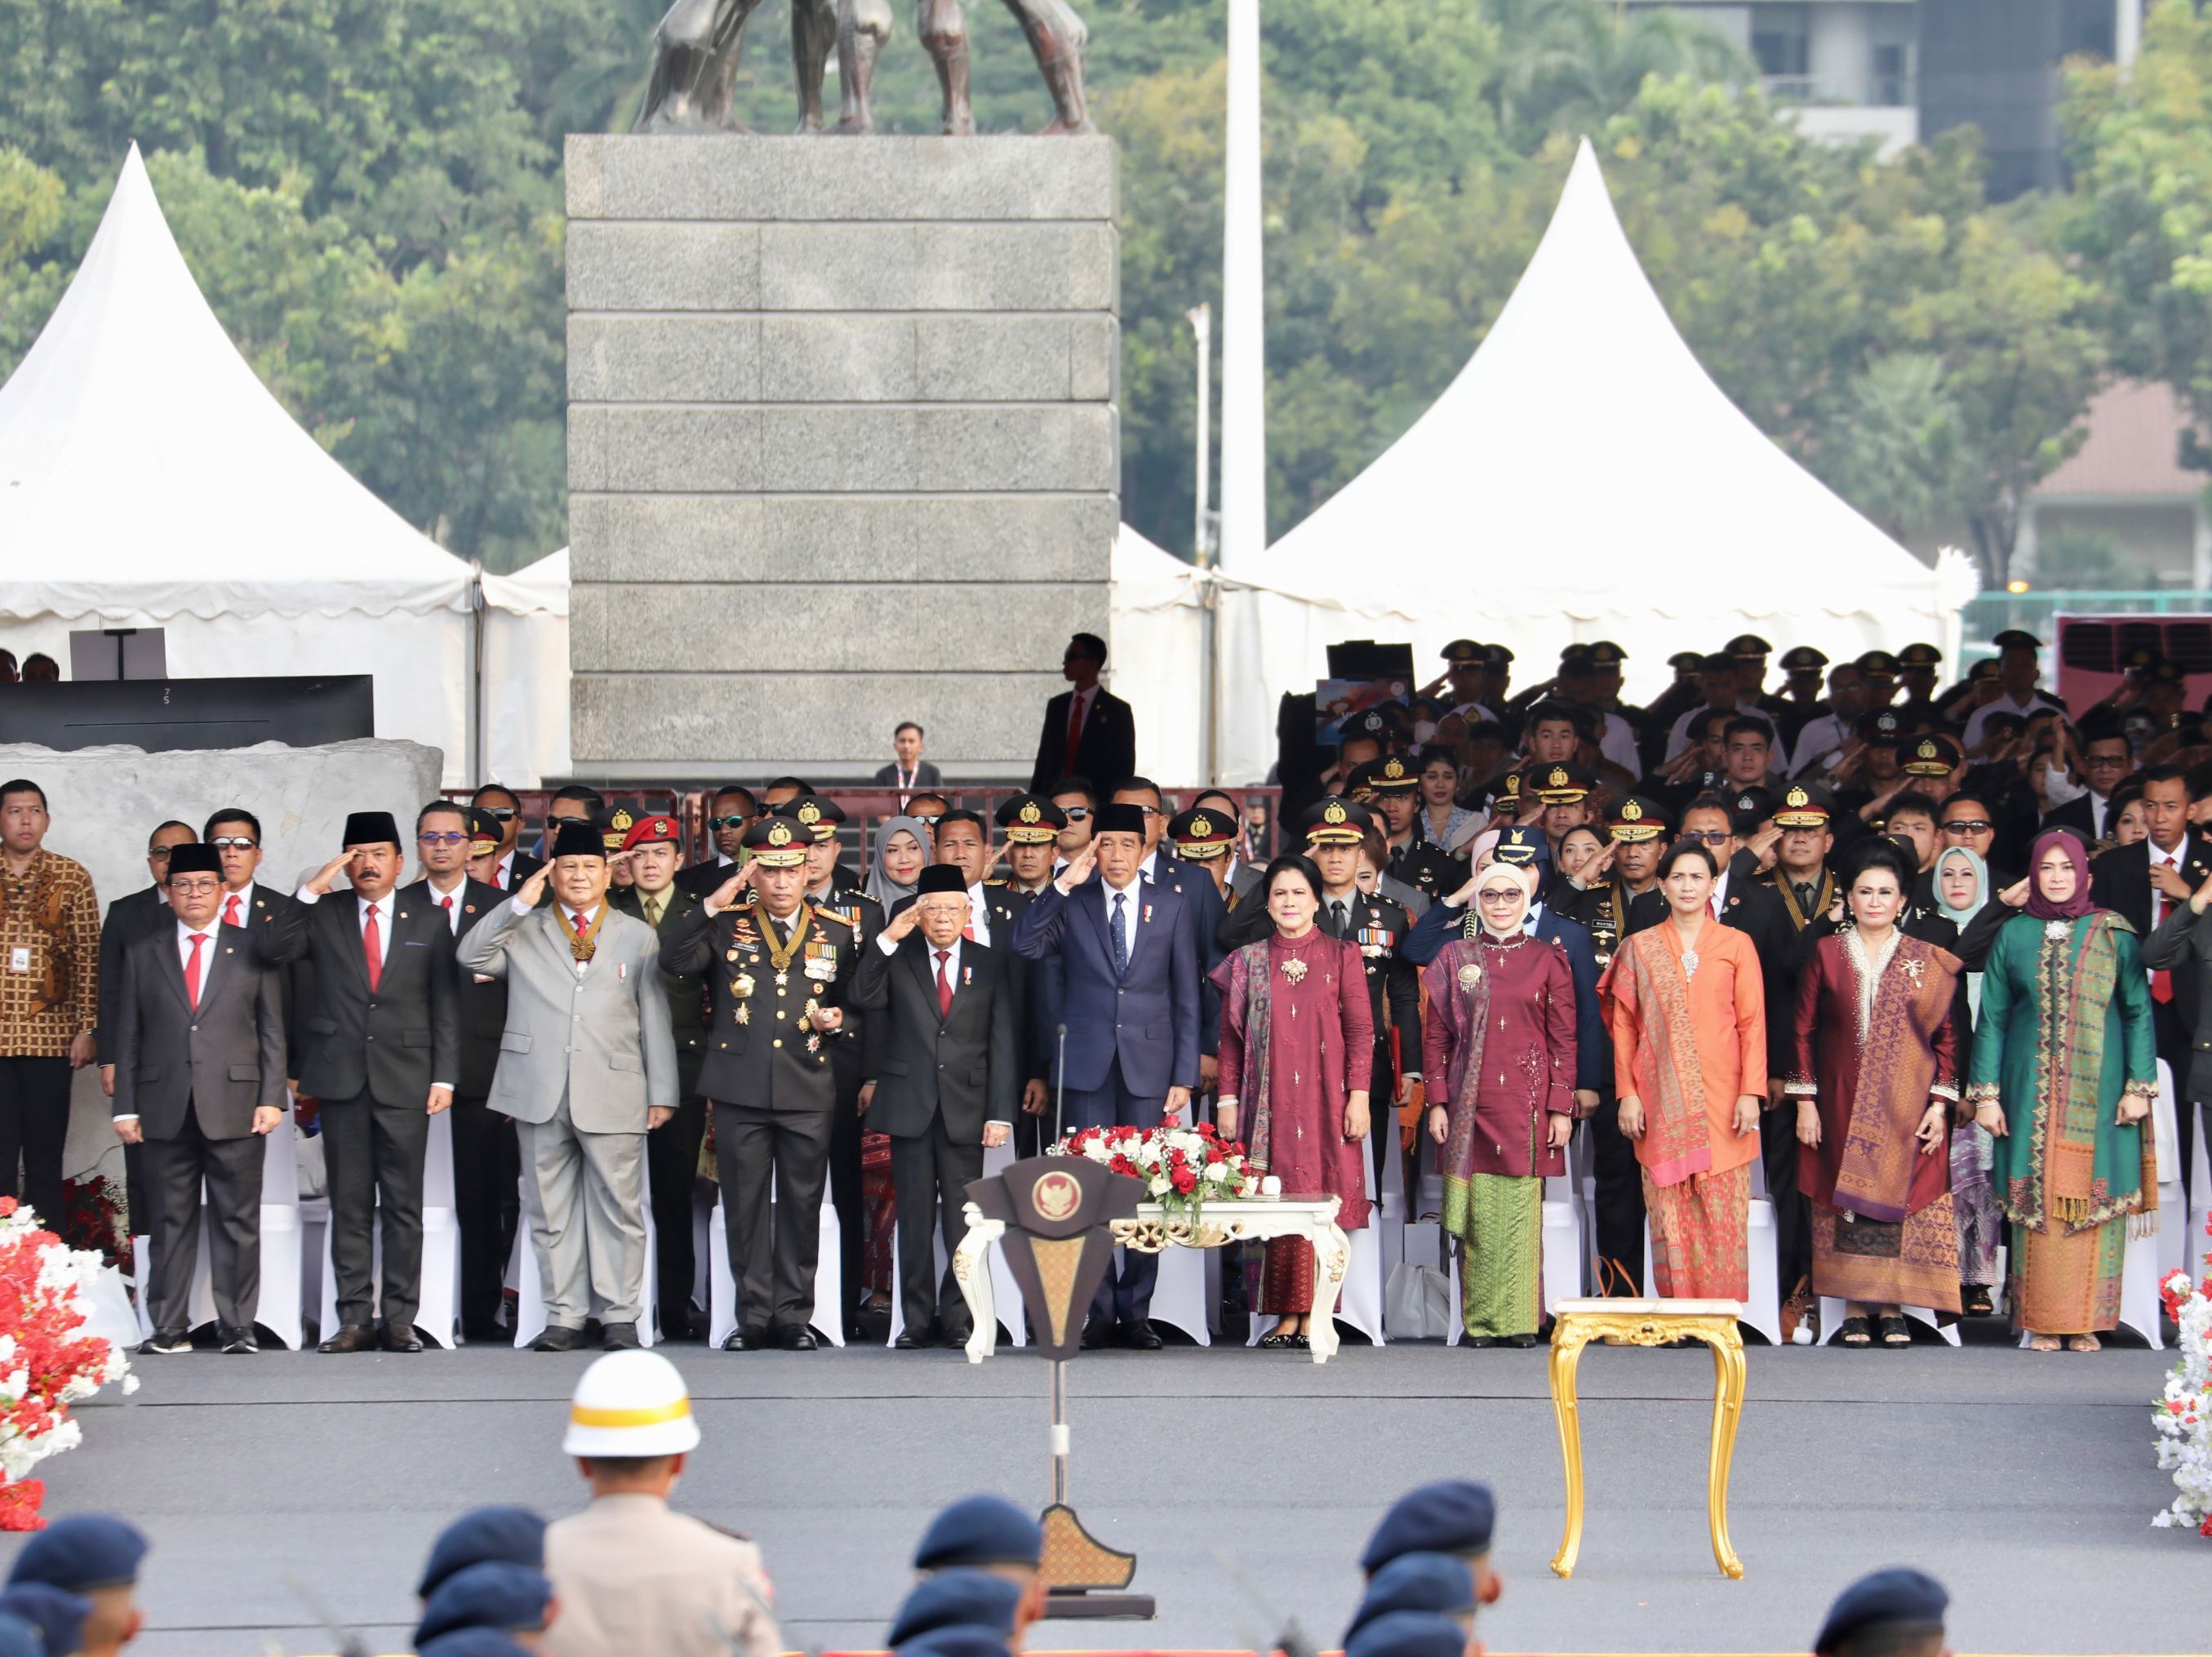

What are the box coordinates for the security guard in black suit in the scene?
[1352,756,1460,908]
[660,815,859,1351]
[775,794,885,1326]
[610,811,713,1339]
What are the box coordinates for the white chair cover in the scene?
[706,1179,845,1347]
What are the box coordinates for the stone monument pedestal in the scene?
[565,136,1120,782]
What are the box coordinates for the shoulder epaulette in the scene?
[813,905,855,927]
[984,877,1008,887]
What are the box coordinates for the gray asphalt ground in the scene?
[8,1321,2200,1656]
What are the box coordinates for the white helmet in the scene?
[562,1351,703,1458]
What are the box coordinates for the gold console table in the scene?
[1545,1297,1747,1580]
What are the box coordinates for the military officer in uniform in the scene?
[660,817,858,1351]
[1526,761,1597,875]
[1894,642,1945,723]
[772,794,884,1330]
[993,795,1067,896]
[1726,633,1791,726]
[608,813,712,1340]
[1552,794,1674,971]
[1773,645,1830,750]
[1352,757,1459,908]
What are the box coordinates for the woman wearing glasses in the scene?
[1420,858,1575,1346]
[1601,840,1766,1300]
[1965,830,2157,1353]
[1212,854,1373,1350]
[1783,840,1964,1348]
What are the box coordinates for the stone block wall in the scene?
[566,136,1121,782]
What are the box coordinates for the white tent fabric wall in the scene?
[1253,138,1976,757]
[0,144,482,783]
[479,549,573,789]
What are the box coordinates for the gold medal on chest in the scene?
[736,1005,750,1025]
[732,973,755,999]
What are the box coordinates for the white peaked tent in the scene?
[0,145,483,783]
[479,549,572,789]
[1242,138,1976,776]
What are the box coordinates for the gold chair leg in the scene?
[1702,1330,1747,1579]
[1548,1332,1590,1578]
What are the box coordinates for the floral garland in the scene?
[0,1197,136,1530]
[1049,1122,1273,1221]
[2154,1212,2212,1536]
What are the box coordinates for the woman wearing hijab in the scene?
[1213,855,1374,1349]
[1420,860,1576,1345]
[1934,844,2002,1314]
[863,816,932,911]
[1965,830,2157,1352]
[1785,840,1964,1347]
[1601,841,1766,1300]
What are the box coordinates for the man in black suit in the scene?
[402,800,516,1344]
[777,795,886,1328]
[469,784,544,893]
[203,806,313,1086]
[675,784,758,900]
[853,864,1020,1346]
[611,811,713,1339]
[660,815,860,1350]
[2092,765,2212,1175]
[2041,723,2134,846]
[96,819,196,1237]
[110,843,287,1354]
[1029,632,1135,799]
[262,811,460,1353]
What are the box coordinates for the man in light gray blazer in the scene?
[458,820,677,1352]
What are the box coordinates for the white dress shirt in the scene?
[175,919,217,975]
[491,851,516,890]
[965,882,993,945]
[2151,839,2183,930]
[426,875,469,933]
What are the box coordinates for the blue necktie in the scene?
[1112,891,1129,978]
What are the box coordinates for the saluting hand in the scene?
[1998,877,2030,909]
[513,863,553,911]
[305,848,362,897]
[1059,841,1099,888]
[881,902,923,943]
[706,861,753,914]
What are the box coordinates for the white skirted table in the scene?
[953,1195,1351,1363]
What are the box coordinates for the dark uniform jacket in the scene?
[611,882,713,1099]
[1387,837,1460,909]
[402,877,510,1101]
[97,884,175,1064]
[259,890,460,1104]
[660,896,859,1111]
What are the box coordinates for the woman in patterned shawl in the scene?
[1785,839,1964,1348]
[1419,860,1576,1346]
[1212,854,1374,1350]
[1966,829,2156,1353]
[1600,840,1766,1302]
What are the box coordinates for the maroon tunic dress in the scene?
[1213,929,1375,1313]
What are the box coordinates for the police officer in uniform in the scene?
[1773,645,1829,750]
[771,794,883,1329]
[1352,757,1459,907]
[608,813,712,1340]
[660,816,858,1351]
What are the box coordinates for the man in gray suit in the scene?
[458,820,678,1353]
[110,843,287,1354]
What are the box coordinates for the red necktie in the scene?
[2154,864,2174,1003]
[935,950,955,1020]
[571,909,589,942]
[362,905,382,993]
[1064,692,1084,775]
[962,900,976,944]
[184,932,206,1009]
[222,893,241,928]
[439,894,454,931]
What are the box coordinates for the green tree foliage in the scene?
[0,0,2180,583]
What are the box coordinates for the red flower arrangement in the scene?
[0,1197,137,1529]
[1049,1122,1268,1220]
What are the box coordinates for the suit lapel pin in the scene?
[465,904,477,914]
[399,912,409,921]
[224,947,233,954]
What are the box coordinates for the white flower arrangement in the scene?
[2153,1215,2212,1537]
[1050,1122,1261,1219]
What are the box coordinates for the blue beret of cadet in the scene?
[417,1507,547,1598]
[414,1561,554,1646]
[895,1628,1015,1657]
[0,1584,91,1657]
[1345,1609,1472,1657]
[7,1513,149,1592]
[1345,1553,1478,1641]
[1814,1567,1949,1655]
[1361,1481,1497,1574]
[913,1495,1042,1570]
[888,1569,1024,1646]
[418,1630,533,1657]
[0,1612,39,1657]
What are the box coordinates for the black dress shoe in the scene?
[1464,1335,1498,1349]
[380,1325,424,1353]
[601,1321,641,1351]
[940,1325,973,1348]
[723,1326,768,1352]
[1122,1319,1164,1351]
[1080,1316,1113,1350]
[531,1324,586,1353]
[140,1329,190,1356]
[773,1324,818,1352]
[318,1322,376,1354]
[219,1325,260,1355]
[893,1330,925,1350]
[1502,1332,1539,1349]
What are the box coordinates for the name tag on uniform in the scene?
[7,947,27,975]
